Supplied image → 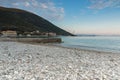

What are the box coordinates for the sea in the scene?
[56,36,120,53]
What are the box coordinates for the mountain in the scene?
[0,6,74,36]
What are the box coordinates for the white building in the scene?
[46,32,56,36]
[2,30,17,37]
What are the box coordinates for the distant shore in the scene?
[0,41,120,80]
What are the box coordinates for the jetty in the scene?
[0,37,62,43]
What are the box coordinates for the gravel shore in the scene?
[0,41,120,80]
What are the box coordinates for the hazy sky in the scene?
[0,0,120,35]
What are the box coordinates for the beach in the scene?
[0,41,120,80]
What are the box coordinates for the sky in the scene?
[0,0,120,35]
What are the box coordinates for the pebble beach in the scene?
[0,41,120,80]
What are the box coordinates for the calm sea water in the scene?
[57,36,120,53]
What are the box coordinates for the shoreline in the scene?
[0,37,119,54]
[0,41,120,80]
[19,41,118,54]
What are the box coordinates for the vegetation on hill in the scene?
[0,6,74,36]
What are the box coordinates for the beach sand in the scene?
[0,41,120,80]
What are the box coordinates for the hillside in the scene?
[0,6,74,36]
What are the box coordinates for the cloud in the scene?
[24,2,30,7]
[40,3,48,9]
[88,0,120,9]
[0,0,64,21]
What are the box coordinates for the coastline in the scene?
[20,41,117,54]
[0,41,120,80]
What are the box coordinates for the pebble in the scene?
[0,41,120,80]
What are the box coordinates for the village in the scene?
[0,30,62,43]
[0,30,57,37]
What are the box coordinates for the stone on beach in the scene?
[0,41,120,80]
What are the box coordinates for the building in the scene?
[45,32,56,36]
[2,30,17,37]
